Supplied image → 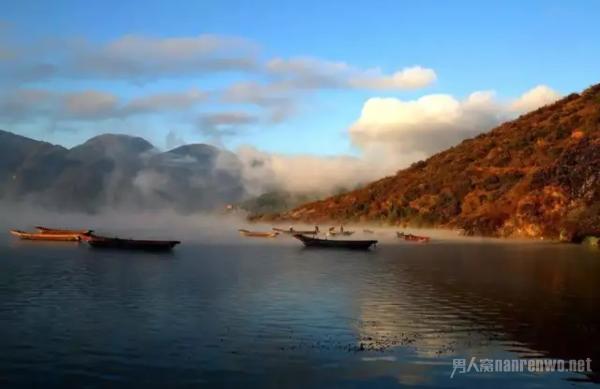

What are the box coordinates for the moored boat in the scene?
[293,234,377,250]
[10,229,81,241]
[81,233,180,251]
[397,232,430,243]
[36,226,91,235]
[239,229,279,238]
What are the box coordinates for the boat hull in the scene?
[84,235,180,251]
[293,234,377,250]
[10,230,81,241]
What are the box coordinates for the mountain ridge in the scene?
[0,130,246,213]
[264,83,600,241]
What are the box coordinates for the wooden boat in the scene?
[363,229,375,234]
[293,234,377,250]
[10,229,81,241]
[239,229,279,238]
[397,232,430,243]
[81,234,180,251]
[272,227,319,235]
[36,226,91,235]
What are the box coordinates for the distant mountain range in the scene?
[0,131,246,212]
[265,83,600,242]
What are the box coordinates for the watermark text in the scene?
[450,357,592,378]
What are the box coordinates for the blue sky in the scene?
[1,0,599,157]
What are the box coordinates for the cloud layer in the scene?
[0,32,438,137]
[0,88,206,121]
[1,33,436,93]
[221,81,299,123]
[349,85,561,156]
[267,57,436,90]
[197,111,260,138]
[227,146,403,195]
[510,85,562,113]
[0,34,259,83]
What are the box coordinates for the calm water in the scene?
[0,230,599,388]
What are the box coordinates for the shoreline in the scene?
[251,218,599,246]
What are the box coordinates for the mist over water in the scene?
[1,208,599,388]
[1,204,254,244]
[1,203,484,244]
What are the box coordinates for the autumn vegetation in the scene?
[258,84,600,241]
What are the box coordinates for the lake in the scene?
[0,226,599,388]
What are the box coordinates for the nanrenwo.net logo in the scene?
[450,357,592,378]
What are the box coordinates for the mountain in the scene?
[0,131,246,213]
[269,84,600,242]
[0,130,68,199]
[139,144,245,212]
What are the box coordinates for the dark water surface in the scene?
[1,233,599,388]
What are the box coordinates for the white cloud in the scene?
[0,88,207,122]
[349,91,501,155]
[124,88,206,114]
[218,60,437,125]
[200,111,259,126]
[63,90,118,119]
[76,34,259,79]
[266,57,436,91]
[0,34,259,83]
[510,85,561,113]
[0,88,55,120]
[197,111,260,139]
[1,33,435,94]
[349,85,561,157]
[267,57,350,88]
[348,66,437,90]
[103,34,252,60]
[0,32,437,131]
[222,81,299,123]
[2,33,431,91]
[230,146,412,196]
[223,81,295,106]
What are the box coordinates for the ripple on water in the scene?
[0,239,599,386]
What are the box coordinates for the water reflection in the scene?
[357,242,600,383]
[0,236,598,387]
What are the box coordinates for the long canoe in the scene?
[10,229,81,241]
[273,227,319,235]
[293,234,377,250]
[36,226,91,235]
[82,234,180,251]
[239,229,279,238]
